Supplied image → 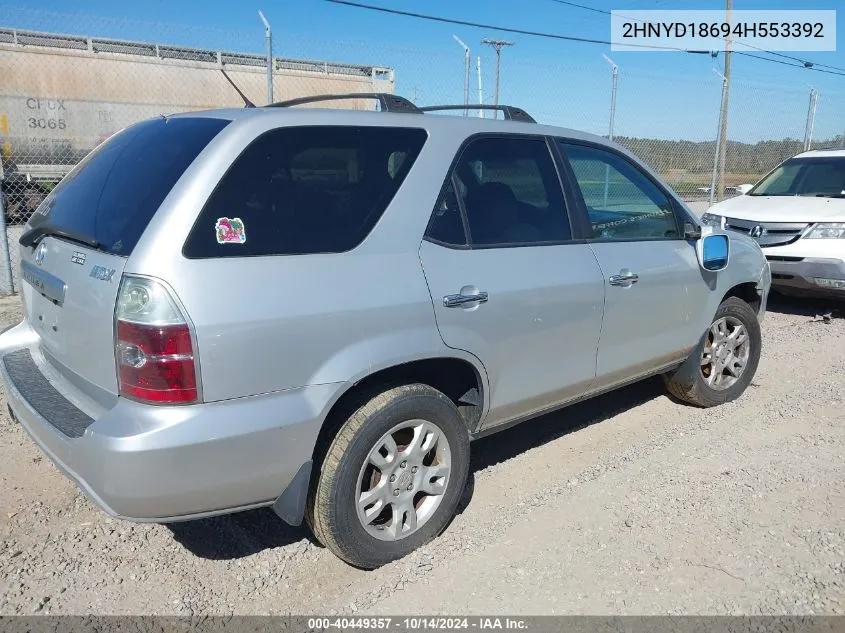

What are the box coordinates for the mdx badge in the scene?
[71,251,86,265]
[90,265,116,282]
[34,243,47,266]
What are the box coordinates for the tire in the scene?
[306,383,470,569]
[663,296,762,408]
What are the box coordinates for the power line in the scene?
[546,0,652,25]
[734,51,845,76]
[325,0,845,78]
[545,0,845,75]
[324,0,695,52]
[731,40,845,73]
[546,0,611,17]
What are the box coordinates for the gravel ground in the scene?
[0,292,843,615]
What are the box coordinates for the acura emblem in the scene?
[749,225,767,239]
[34,243,47,266]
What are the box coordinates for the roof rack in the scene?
[267,92,421,114]
[418,104,536,123]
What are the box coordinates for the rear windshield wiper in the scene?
[814,193,845,198]
[19,224,104,250]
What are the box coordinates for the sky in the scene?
[1,0,843,143]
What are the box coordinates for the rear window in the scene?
[30,117,229,256]
[182,125,428,258]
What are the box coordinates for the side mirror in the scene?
[736,183,754,195]
[698,233,730,272]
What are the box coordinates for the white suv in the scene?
[702,148,845,299]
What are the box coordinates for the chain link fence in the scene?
[1,6,844,294]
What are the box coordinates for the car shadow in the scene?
[168,377,665,561]
[469,376,664,473]
[166,506,312,560]
[765,291,843,319]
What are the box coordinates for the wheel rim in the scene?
[700,315,751,391]
[355,419,452,541]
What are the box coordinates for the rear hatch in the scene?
[18,116,229,403]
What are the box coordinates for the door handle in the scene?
[443,291,489,308]
[608,271,639,286]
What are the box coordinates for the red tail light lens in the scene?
[115,276,199,405]
[116,321,197,403]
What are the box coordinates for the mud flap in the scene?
[272,460,312,526]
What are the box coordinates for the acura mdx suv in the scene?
[0,94,770,568]
[703,148,845,299]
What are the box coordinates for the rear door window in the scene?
[426,135,571,248]
[182,126,428,258]
[30,117,230,256]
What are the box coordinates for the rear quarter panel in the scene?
[123,113,486,402]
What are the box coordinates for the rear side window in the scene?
[30,117,229,256]
[182,126,428,258]
[426,135,570,248]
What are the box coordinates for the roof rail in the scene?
[419,104,536,123]
[267,92,421,114]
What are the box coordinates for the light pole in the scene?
[476,56,484,118]
[258,10,273,105]
[481,38,514,118]
[453,35,470,115]
[602,54,618,142]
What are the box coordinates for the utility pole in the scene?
[710,68,728,206]
[804,88,819,151]
[476,56,484,118]
[715,0,731,202]
[481,38,514,118]
[602,54,618,142]
[601,54,618,207]
[453,36,470,115]
[258,10,273,105]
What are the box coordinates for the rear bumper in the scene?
[766,257,845,298]
[0,322,338,522]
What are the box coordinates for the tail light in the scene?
[115,276,199,404]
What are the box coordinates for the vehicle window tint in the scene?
[426,180,467,247]
[561,143,679,241]
[451,136,570,247]
[28,117,229,256]
[749,157,845,197]
[183,126,427,258]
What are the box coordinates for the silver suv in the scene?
[0,94,771,569]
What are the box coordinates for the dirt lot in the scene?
[0,292,843,616]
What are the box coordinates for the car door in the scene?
[419,134,605,430]
[558,140,710,388]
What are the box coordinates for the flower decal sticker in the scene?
[215,217,246,244]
